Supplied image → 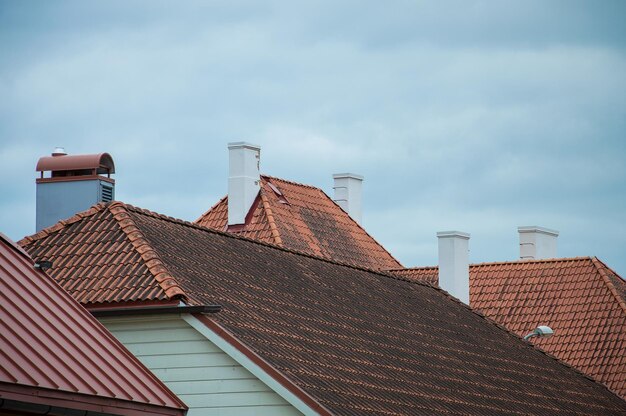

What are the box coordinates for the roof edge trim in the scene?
[91,304,221,318]
[185,314,333,416]
[0,383,186,416]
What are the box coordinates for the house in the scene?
[0,232,187,416]
[390,255,626,400]
[19,201,626,415]
[195,142,401,270]
[196,144,626,400]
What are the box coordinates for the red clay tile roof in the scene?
[0,232,186,416]
[20,202,626,415]
[195,175,402,270]
[19,204,185,305]
[390,258,626,399]
[392,266,439,286]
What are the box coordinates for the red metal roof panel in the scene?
[0,232,186,415]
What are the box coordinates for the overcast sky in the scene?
[1,1,625,277]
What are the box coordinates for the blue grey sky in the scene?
[1,1,625,276]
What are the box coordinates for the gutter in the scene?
[91,304,221,318]
[1,399,91,415]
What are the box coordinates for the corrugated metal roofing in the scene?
[20,202,626,415]
[0,232,187,415]
[391,258,626,399]
[195,175,402,270]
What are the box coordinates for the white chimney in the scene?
[333,173,363,224]
[437,231,470,304]
[228,142,261,225]
[518,226,558,260]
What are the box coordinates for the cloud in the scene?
[0,0,624,277]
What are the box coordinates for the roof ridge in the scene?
[469,256,594,267]
[18,203,109,246]
[107,202,186,301]
[591,257,626,315]
[123,203,500,324]
[261,174,320,190]
[258,188,284,246]
[119,201,430,288]
[135,201,621,327]
[387,265,438,272]
[388,257,601,272]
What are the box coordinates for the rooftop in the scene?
[195,175,402,271]
[390,257,626,399]
[19,202,626,415]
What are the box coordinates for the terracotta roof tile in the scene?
[195,175,402,270]
[20,203,626,415]
[1,232,186,415]
[390,258,626,399]
[19,202,185,305]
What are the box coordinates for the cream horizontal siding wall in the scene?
[100,315,302,416]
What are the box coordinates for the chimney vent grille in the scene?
[101,185,113,202]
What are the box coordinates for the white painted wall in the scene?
[100,315,302,416]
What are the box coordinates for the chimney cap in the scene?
[437,231,470,239]
[52,147,67,156]
[333,173,364,180]
[517,226,559,237]
[228,142,261,151]
[36,152,115,174]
